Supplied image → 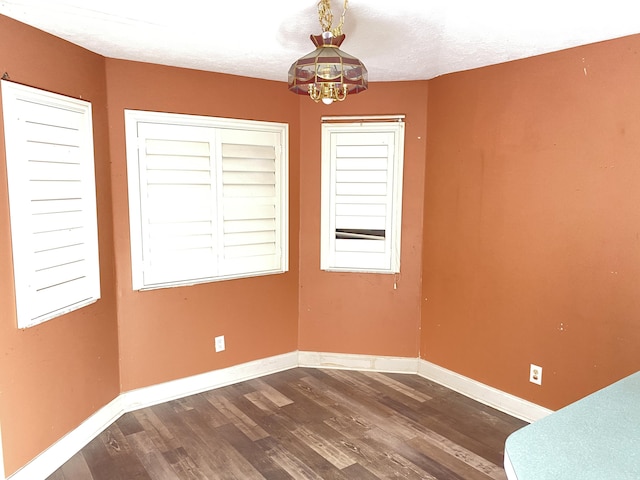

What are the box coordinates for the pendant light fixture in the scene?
[288,0,368,105]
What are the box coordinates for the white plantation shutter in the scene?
[126,110,288,290]
[135,123,218,287]
[1,80,100,328]
[218,129,283,276]
[321,121,404,273]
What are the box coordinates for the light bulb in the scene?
[322,97,333,105]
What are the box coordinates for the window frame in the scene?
[320,118,405,274]
[125,109,289,291]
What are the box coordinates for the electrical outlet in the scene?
[214,335,225,352]
[529,364,543,385]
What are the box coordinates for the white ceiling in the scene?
[1,0,640,82]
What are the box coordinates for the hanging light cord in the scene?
[318,0,348,36]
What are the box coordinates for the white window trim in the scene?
[125,109,289,290]
[321,118,405,274]
[1,80,100,328]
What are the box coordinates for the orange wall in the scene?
[298,82,428,357]
[4,9,640,476]
[422,35,640,409]
[0,16,120,475]
[104,60,300,391]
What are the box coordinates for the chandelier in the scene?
[288,0,368,105]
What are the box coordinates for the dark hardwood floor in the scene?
[47,368,527,479]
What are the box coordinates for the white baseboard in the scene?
[298,351,419,373]
[7,395,126,480]
[7,351,550,479]
[418,359,553,423]
[298,353,552,423]
[124,351,298,411]
[7,351,298,480]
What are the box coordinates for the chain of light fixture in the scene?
[314,0,349,104]
[317,0,348,36]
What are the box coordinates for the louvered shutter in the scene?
[1,80,100,328]
[321,122,404,273]
[218,128,283,276]
[134,122,217,287]
[126,110,288,290]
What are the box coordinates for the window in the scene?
[125,110,288,290]
[1,80,100,328]
[321,118,405,273]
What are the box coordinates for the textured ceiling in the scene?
[1,0,640,82]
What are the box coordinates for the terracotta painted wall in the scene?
[4,9,640,476]
[298,82,428,357]
[0,16,120,475]
[104,60,300,391]
[423,35,640,410]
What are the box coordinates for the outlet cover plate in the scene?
[530,364,543,385]
[215,335,225,352]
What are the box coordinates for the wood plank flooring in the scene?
[47,368,527,480]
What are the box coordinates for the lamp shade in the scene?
[288,31,368,103]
